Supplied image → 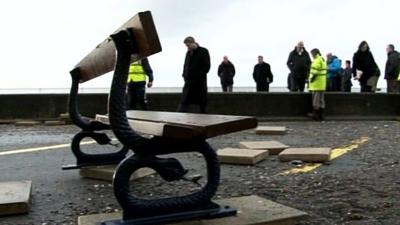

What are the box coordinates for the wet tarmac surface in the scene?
[0,121,399,225]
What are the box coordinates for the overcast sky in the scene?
[1,0,399,90]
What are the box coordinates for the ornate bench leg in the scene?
[63,68,128,170]
[62,131,129,170]
[101,141,235,225]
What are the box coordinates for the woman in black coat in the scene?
[177,36,211,113]
[352,41,380,92]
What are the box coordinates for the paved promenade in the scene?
[0,121,399,225]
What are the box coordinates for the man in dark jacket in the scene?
[253,56,273,92]
[384,44,400,93]
[352,41,380,92]
[287,41,311,92]
[177,36,210,113]
[217,56,235,92]
[341,60,353,92]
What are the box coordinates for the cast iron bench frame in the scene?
[65,11,257,225]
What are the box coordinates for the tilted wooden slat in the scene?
[73,11,161,83]
[95,111,258,140]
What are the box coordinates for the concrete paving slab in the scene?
[279,148,332,162]
[0,119,15,124]
[59,113,73,124]
[218,148,269,165]
[239,141,289,155]
[14,121,41,126]
[59,113,70,119]
[255,126,287,135]
[79,165,155,182]
[0,180,32,216]
[78,195,308,225]
[44,120,66,126]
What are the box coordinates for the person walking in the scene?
[384,44,400,93]
[177,36,210,113]
[287,41,312,92]
[308,48,327,121]
[352,41,380,92]
[326,53,342,91]
[127,58,153,110]
[217,56,236,92]
[253,55,273,92]
[341,60,353,92]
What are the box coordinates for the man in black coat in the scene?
[217,56,235,92]
[384,44,400,93]
[286,41,311,92]
[253,56,273,92]
[177,36,210,113]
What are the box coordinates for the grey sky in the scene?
[1,0,399,89]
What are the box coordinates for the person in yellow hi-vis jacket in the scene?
[308,48,327,121]
[127,58,153,110]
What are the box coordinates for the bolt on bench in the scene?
[65,11,257,225]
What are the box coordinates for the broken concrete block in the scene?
[79,165,154,182]
[0,119,15,124]
[59,113,73,124]
[44,120,66,126]
[218,148,268,165]
[78,195,308,225]
[279,148,332,162]
[255,126,287,135]
[14,121,41,126]
[0,181,32,216]
[239,141,289,155]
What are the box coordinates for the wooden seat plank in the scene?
[95,111,257,139]
[74,11,161,83]
[126,110,258,139]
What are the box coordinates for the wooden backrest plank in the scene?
[74,11,161,83]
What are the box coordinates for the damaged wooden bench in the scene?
[63,11,162,170]
[95,111,257,140]
[65,11,258,225]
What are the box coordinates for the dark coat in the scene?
[141,58,154,82]
[287,48,311,79]
[181,46,210,105]
[218,61,235,86]
[352,48,380,83]
[253,62,273,85]
[385,51,400,80]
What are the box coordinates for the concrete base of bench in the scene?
[239,141,289,155]
[78,195,308,225]
[255,126,287,135]
[80,166,155,182]
[218,148,269,165]
[0,181,32,216]
[279,148,332,162]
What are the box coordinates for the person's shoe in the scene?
[318,108,324,121]
[307,109,318,121]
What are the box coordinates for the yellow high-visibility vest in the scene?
[128,61,146,82]
[308,55,327,91]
